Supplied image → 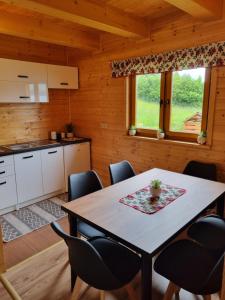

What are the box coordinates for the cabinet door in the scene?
[47,65,78,89]
[0,58,48,83]
[41,147,64,194]
[0,175,17,210]
[64,143,91,191]
[14,151,43,203]
[0,81,35,103]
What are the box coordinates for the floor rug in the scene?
[0,195,67,242]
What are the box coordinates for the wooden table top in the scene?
[62,168,225,255]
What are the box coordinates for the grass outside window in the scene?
[129,67,213,143]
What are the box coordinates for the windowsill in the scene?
[125,135,211,150]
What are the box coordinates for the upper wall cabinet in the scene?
[0,58,47,83]
[47,65,78,89]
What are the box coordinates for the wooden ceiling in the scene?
[0,0,224,52]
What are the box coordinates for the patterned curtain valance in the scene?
[111,41,225,78]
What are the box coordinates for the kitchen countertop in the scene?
[0,137,91,156]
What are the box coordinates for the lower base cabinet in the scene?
[0,175,17,210]
[64,142,91,191]
[14,151,43,204]
[0,141,91,212]
[41,147,64,194]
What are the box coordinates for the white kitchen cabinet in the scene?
[0,81,36,103]
[14,151,43,204]
[0,175,17,210]
[41,147,64,194]
[64,142,91,191]
[47,64,78,89]
[0,58,48,83]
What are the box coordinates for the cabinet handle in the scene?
[0,171,5,175]
[48,150,57,154]
[22,155,33,159]
[0,181,6,185]
[17,75,29,78]
[19,96,30,99]
[60,82,69,86]
[0,160,4,164]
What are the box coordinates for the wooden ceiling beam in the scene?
[1,0,148,38]
[0,10,99,51]
[164,0,223,21]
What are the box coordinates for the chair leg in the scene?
[70,277,83,300]
[163,281,180,300]
[125,283,138,300]
[99,290,105,300]
[221,259,225,300]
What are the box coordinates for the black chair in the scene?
[68,170,105,239]
[183,160,217,210]
[154,215,225,300]
[109,160,136,185]
[183,160,217,181]
[51,222,140,300]
[188,215,225,251]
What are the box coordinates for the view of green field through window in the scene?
[136,68,205,133]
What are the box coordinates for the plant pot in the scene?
[128,129,136,136]
[66,132,74,138]
[197,135,206,145]
[157,131,165,139]
[150,187,161,198]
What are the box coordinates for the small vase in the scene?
[129,129,136,136]
[157,131,165,139]
[197,135,206,145]
[66,132,74,138]
[150,187,161,198]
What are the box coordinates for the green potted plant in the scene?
[197,130,207,144]
[150,179,162,198]
[65,123,75,138]
[157,128,165,139]
[128,124,136,136]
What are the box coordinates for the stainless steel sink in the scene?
[2,140,60,151]
[3,143,34,151]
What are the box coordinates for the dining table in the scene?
[62,168,225,300]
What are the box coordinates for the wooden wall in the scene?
[70,14,225,185]
[0,34,74,145]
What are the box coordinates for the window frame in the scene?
[129,68,212,143]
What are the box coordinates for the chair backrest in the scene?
[51,222,121,290]
[188,216,225,294]
[188,215,225,251]
[68,170,103,201]
[109,160,136,185]
[183,160,217,181]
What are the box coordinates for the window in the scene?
[130,67,211,142]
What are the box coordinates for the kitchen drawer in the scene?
[0,155,14,167]
[0,164,15,178]
[0,175,17,210]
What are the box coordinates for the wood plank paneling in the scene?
[70,58,225,186]
[0,34,73,145]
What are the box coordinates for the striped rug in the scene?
[0,195,67,242]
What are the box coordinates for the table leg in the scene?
[216,194,225,218]
[68,215,78,291]
[141,253,152,300]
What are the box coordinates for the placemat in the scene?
[119,183,186,214]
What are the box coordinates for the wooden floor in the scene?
[0,216,219,300]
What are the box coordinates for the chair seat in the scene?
[154,239,223,295]
[78,221,105,238]
[90,237,141,286]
